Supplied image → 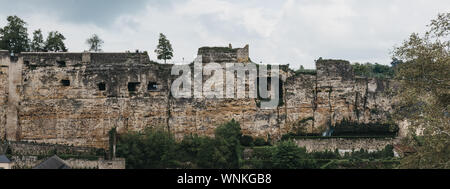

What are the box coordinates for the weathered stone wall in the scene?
[10,156,38,169]
[282,59,394,135]
[198,45,249,63]
[10,156,125,169]
[17,52,172,147]
[0,46,398,150]
[294,138,397,152]
[65,158,125,169]
[8,141,98,156]
[0,50,9,140]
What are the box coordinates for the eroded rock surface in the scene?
[0,46,397,149]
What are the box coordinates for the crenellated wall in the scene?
[0,46,399,149]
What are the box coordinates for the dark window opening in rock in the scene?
[148,82,158,91]
[98,83,106,91]
[61,79,70,86]
[128,82,140,92]
[57,61,66,67]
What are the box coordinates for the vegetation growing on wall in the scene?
[294,65,317,76]
[352,62,394,79]
[332,119,399,137]
[282,119,398,140]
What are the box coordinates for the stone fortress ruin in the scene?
[0,45,402,151]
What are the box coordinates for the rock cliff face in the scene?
[284,59,395,135]
[0,46,397,149]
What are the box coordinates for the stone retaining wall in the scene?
[10,156,125,169]
[294,138,398,152]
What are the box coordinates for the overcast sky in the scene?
[0,0,449,69]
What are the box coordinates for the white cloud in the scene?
[0,0,449,69]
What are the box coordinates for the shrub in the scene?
[240,135,254,147]
[254,138,268,146]
[311,150,340,159]
[116,128,179,169]
[214,119,243,168]
[272,140,316,169]
[117,119,246,169]
[196,137,230,169]
[333,119,399,137]
[352,62,394,79]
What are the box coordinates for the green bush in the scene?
[272,140,316,169]
[214,119,243,168]
[116,119,397,169]
[352,62,394,79]
[240,135,254,147]
[195,137,231,169]
[116,128,179,169]
[333,119,399,137]
[311,150,340,159]
[254,138,268,146]
[117,119,245,169]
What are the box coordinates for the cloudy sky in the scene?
[0,0,448,69]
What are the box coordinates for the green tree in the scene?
[352,62,394,79]
[86,34,104,52]
[393,13,450,168]
[214,119,244,168]
[0,15,30,53]
[116,128,179,169]
[116,132,145,169]
[154,33,173,63]
[272,140,315,169]
[196,137,230,168]
[178,134,231,169]
[45,31,67,52]
[30,29,45,52]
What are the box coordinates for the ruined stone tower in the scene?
[197,44,250,63]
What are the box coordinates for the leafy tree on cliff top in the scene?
[0,15,30,54]
[154,33,173,63]
[30,29,45,52]
[393,13,450,168]
[352,62,394,79]
[86,34,104,52]
[45,31,68,52]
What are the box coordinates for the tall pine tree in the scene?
[154,33,173,64]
